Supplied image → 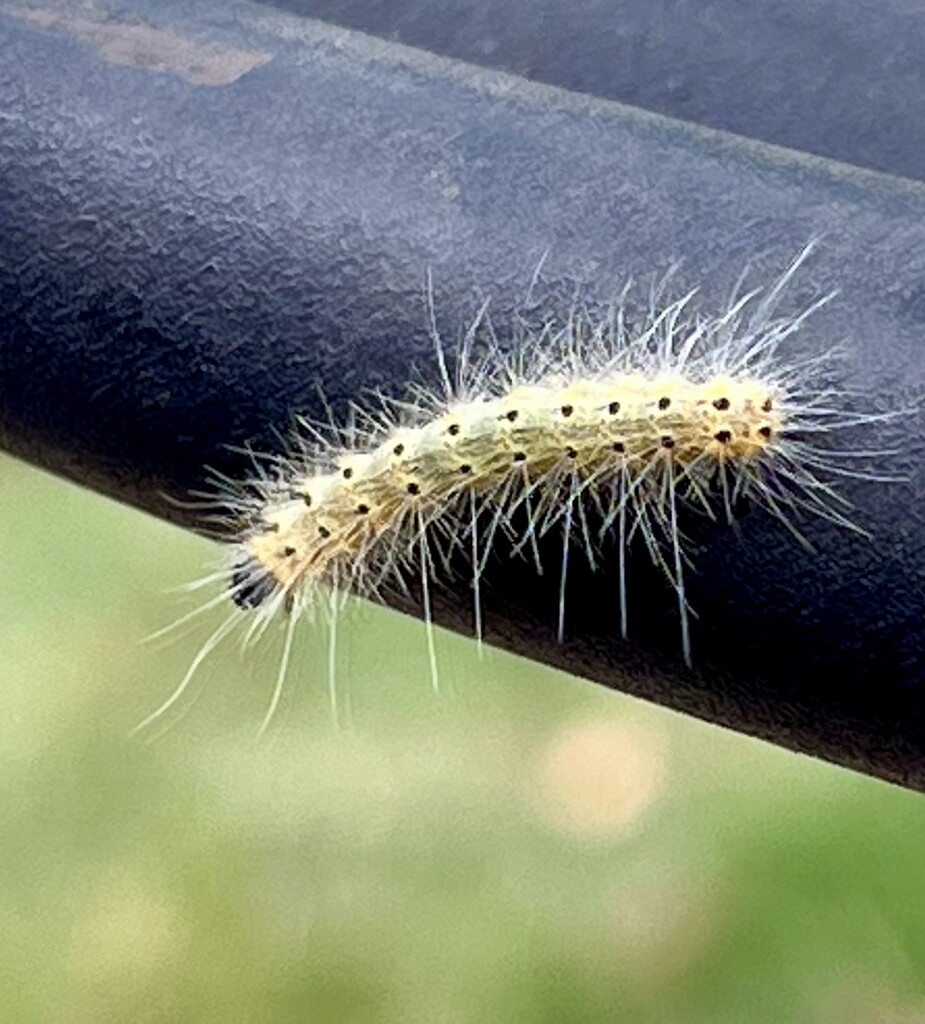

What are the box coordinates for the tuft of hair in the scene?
[135,241,906,737]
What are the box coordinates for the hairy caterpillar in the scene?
[138,242,899,737]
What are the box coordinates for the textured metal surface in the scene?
[1,0,924,787]
[260,0,925,182]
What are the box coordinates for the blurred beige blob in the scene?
[815,976,925,1024]
[608,875,727,987]
[531,717,668,839]
[67,873,186,989]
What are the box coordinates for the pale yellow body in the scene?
[249,373,780,594]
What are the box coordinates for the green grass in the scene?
[2,452,924,1023]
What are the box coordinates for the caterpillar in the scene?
[137,242,900,737]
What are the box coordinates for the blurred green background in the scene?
[2,451,925,1024]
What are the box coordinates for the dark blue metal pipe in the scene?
[1,1,924,788]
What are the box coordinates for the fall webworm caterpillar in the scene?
[136,241,904,738]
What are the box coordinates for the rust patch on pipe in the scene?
[9,5,271,86]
